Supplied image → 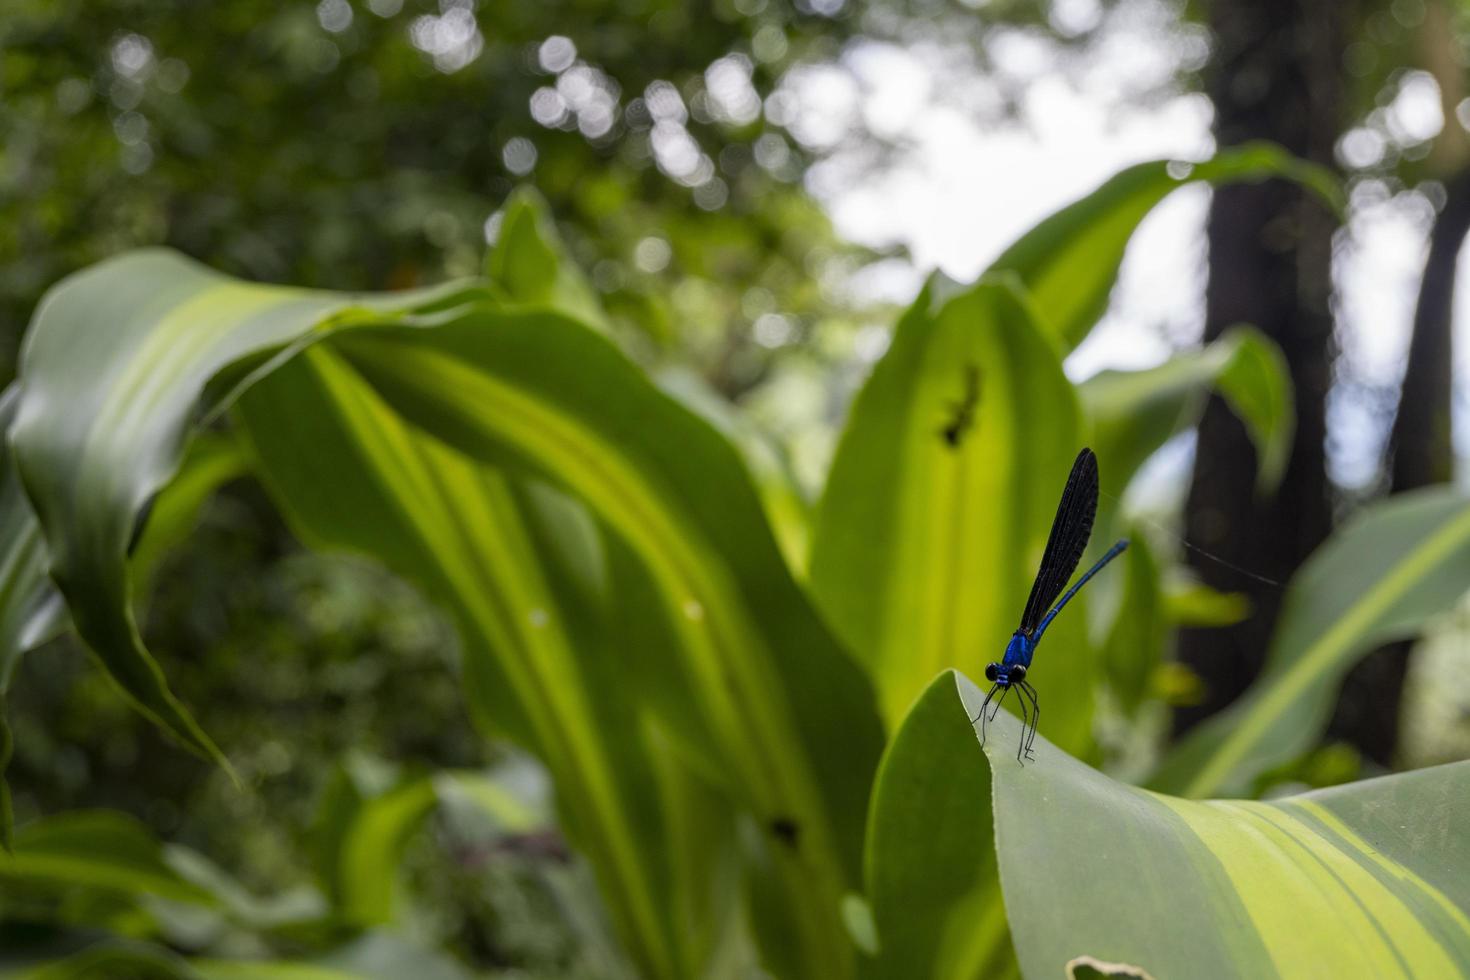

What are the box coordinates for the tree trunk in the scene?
[1388,171,1469,492]
[1326,167,1470,765]
[1173,0,1343,737]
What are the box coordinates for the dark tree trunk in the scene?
[1173,0,1343,736]
[1387,171,1470,492]
[1325,167,1470,765]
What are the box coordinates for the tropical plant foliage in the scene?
[4,144,1469,978]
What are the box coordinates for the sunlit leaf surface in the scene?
[866,671,1470,980]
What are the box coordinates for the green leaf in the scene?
[1098,531,1167,715]
[1163,578,1251,628]
[309,760,551,928]
[0,810,215,906]
[809,275,1094,753]
[0,389,68,693]
[0,398,244,851]
[236,350,739,978]
[9,250,471,773]
[988,143,1342,351]
[332,313,882,976]
[861,672,1014,980]
[956,673,1470,979]
[433,769,544,837]
[324,775,438,925]
[1151,487,1470,798]
[128,433,249,596]
[658,367,813,575]
[487,187,607,330]
[15,246,875,975]
[0,388,67,854]
[4,940,200,980]
[1082,326,1294,497]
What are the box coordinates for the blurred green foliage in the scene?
[0,0,863,395]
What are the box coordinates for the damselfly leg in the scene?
[988,686,1008,723]
[973,683,1036,764]
[978,686,1009,747]
[1016,681,1040,761]
[1012,688,1031,764]
[973,683,998,746]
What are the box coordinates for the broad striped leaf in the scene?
[987,143,1342,351]
[331,315,882,977]
[9,250,473,770]
[238,351,737,977]
[15,249,881,977]
[809,275,1094,752]
[868,672,1470,979]
[954,672,1470,979]
[1151,487,1470,798]
[0,407,245,850]
[659,368,813,576]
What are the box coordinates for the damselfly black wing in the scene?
[1017,448,1099,634]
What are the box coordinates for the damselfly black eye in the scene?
[985,663,999,682]
[1010,665,1027,682]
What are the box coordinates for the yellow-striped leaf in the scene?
[10,250,473,771]
[14,247,881,977]
[238,351,740,977]
[869,671,1470,979]
[965,672,1470,978]
[1151,487,1470,798]
[331,315,882,976]
[809,275,1093,751]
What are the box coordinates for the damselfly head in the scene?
[984,662,1026,686]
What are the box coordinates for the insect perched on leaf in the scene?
[939,364,981,448]
[975,447,1128,763]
